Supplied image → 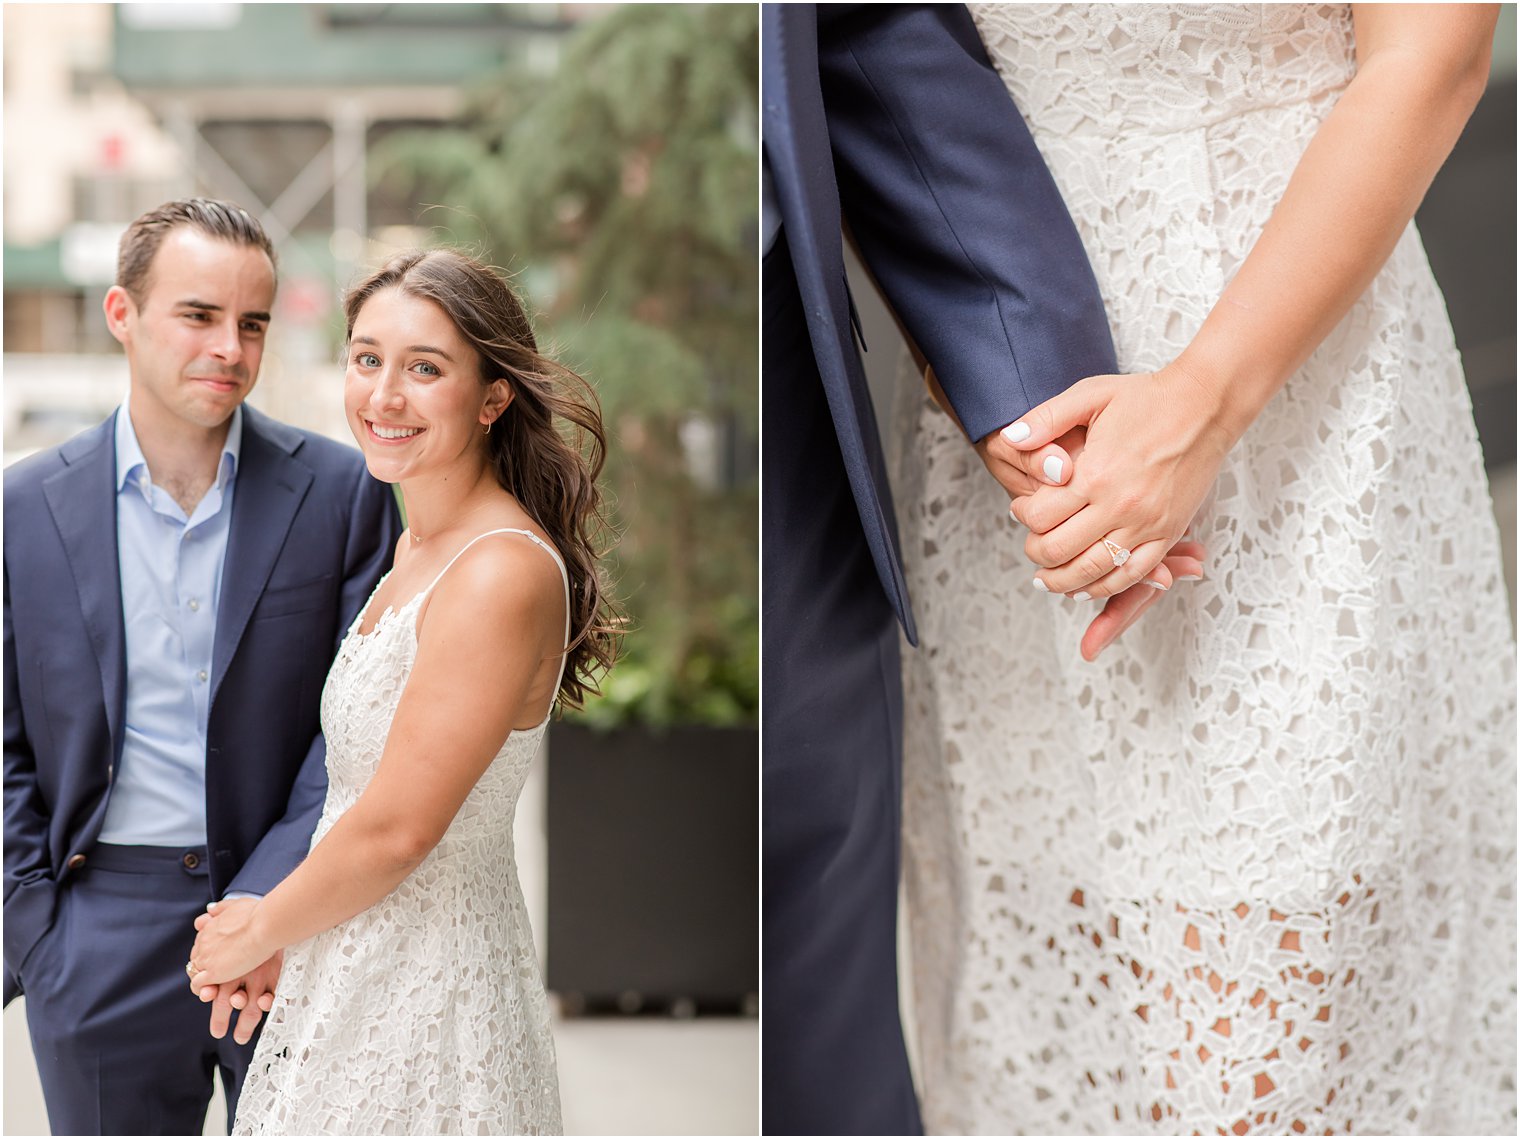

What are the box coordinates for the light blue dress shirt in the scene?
[97,403,242,846]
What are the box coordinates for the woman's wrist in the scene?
[1170,339,1282,452]
[247,902,282,960]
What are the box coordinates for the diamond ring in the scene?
[1103,538,1131,568]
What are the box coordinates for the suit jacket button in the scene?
[182,852,200,869]
[66,854,87,870]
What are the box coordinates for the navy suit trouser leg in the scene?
[761,234,922,1136]
[19,844,259,1136]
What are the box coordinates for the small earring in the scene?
[483,420,492,436]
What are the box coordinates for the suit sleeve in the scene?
[3,558,57,989]
[225,467,402,898]
[818,3,1118,441]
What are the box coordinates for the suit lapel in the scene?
[212,408,313,702]
[42,417,127,760]
[763,4,917,641]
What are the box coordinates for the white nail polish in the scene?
[1177,574,1203,582]
[1073,591,1091,601]
[1043,456,1064,483]
[1032,577,1049,592]
[1001,421,1031,444]
[1142,579,1169,590]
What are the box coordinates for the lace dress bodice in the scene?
[974,4,1356,138]
[889,5,1516,1135]
[232,529,567,1135]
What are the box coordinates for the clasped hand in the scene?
[186,897,282,1045]
[966,362,1220,659]
[1004,360,1231,599]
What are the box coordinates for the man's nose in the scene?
[207,318,243,367]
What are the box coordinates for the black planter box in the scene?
[546,723,758,1014]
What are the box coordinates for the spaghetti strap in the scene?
[422,528,574,694]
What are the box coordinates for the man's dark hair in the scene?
[116,198,277,305]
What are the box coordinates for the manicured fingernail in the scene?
[1142,578,1169,591]
[1042,456,1064,483]
[1073,591,1091,601]
[1001,421,1030,444]
[1177,573,1203,582]
[1032,577,1049,592]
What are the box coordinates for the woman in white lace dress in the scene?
[186,249,616,1134]
[891,5,1515,1134]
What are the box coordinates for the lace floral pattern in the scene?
[889,6,1517,1134]
[233,547,562,1135]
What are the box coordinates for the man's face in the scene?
[104,226,276,435]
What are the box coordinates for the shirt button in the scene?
[198,670,208,682]
[188,599,200,611]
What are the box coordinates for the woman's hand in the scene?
[187,897,278,996]
[923,363,1079,497]
[998,4,1496,606]
[1004,361,1234,598]
[1080,538,1206,660]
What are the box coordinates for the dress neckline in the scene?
[342,527,572,731]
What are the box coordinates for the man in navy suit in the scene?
[3,198,400,1134]
[762,7,1186,1133]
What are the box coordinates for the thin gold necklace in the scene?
[408,500,494,546]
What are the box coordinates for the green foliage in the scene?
[372,4,758,728]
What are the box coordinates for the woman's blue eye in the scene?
[414,361,440,376]
[356,352,380,367]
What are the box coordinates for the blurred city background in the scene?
[2,4,757,1134]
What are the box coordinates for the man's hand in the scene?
[1078,539,1206,661]
[206,949,283,1045]
[924,364,1079,498]
[973,424,1085,500]
[194,896,281,1045]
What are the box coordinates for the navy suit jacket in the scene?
[762,3,1118,641]
[3,405,400,1005]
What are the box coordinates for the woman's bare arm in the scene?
[188,539,565,985]
[1003,4,1497,600]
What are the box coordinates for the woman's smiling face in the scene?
[344,287,507,484]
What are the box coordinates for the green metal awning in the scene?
[3,240,70,290]
[113,4,555,89]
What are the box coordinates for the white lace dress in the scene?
[232,529,567,1136]
[889,6,1516,1135]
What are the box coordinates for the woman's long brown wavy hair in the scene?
[344,249,618,709]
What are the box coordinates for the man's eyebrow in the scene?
[350,336,455,362]
[178,299,271,323]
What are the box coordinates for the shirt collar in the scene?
[115,401,244,494]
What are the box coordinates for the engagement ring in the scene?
[186,960,197,979]
[1103,538,1131,568]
